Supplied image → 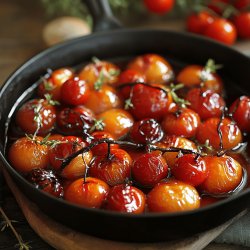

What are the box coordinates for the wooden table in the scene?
[1,0,250,249]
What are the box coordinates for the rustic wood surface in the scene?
[1,0,250,249]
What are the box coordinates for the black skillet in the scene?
[0,0,250,243]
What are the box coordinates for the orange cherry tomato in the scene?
[64,177,109,208]
[147,180,200,212]
[8,136,49,173]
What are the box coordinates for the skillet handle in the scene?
[84,0,122,32]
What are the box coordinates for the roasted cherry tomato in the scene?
[156,135,197,168]
[186,88,225,120]
[229,96,250,132]
[106,184,146,214]
[196,117,242,150]
[97,108,134,139]
[89,148,132,186]
[57,105,95,135]
[204,18,237,45]
[147,180,200,212]
[8,136,49,173]
[16,98,56,135]
[127,54,174,84]
[129,118,163,144]
[118,69,146,86]
[234,12,250,39]
[172,154,208,187]
[200,155,243,194]
[132,152,168,188]
[143,0,175,14]
[38,68,74,101]
[186,11,215,34]
[49,136,88,171]
[84,85,122,114]
[27,168,64,198]
[64,177,109,208]
[161,107,201,138]
[78,60,120,89]
[60,77,90,106]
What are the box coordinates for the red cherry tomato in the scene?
[234,12,250,39]
[147,180,200,212]
[200,155,243,194]
[132,152,168,187]
[64,177,109,208]
[234,0,250,10]
[186,11,215,34]
[8,136,49,173]
[16,98,56,135]
[118,69,146,85]
[161,108,201,138]
[143,0,175,14]
[172,154,208,187]
[61,77,90,106]
[186,88,225,120]
[229,96,250,132]
[106,184,146,214]
[204,18,237,45]
[196,117,242,150]
[129,118,163,144]
[89,148,132,186]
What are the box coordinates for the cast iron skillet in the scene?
[0,0,250,242]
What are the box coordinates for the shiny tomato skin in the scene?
[64,177,109,208]
[186,88,225,120]
[38,68,74,101]
[60,77,89,106]
[16,98,56,135]
[172,154,208,187]
[8,136,49,173]
[132,152,168,188]
[186,11,215,34]
[229,96,250,132]
[234,12,250,39]
[127,54,174,84]
[143,0,175,14]
[57,105,95,135]
[129,118,163,144]
[49,136,87,171]
[161,108,201,138]
[128,83,172,121]
[118,69,146,85]
[147,180,200,212]
[204,18,237,45]
[97,108,134,139]
[89,148,132,186]
[106,184,146,214]
[200,155,243,194]
[84,85,122,114]
[196,117,242,150]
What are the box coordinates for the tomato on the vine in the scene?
[143,0,175,14]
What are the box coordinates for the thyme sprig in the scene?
[169,83,190,108]
[200,59,223,82]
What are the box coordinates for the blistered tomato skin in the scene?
[89,148,132,186]
[57,105,95,135]
[106,184,146,214]
[229,96,250,132]
[16,98,56,135]
[97,108,134,139]
[132,152,168,188]
[172,154,208,187]
[161,108,201,138]
[186,88,225,120]
[196,117,242,150]
[64,177,109,208]
[38,68,74,101]
[200,155,243,194]
[127,54,174,84]
[129,118,163,144]
[60,77,90,106]
[8,136,49,173]
[147,180,200,213]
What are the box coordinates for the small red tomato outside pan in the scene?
[143,0,175,15]
[234,12,250,39]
